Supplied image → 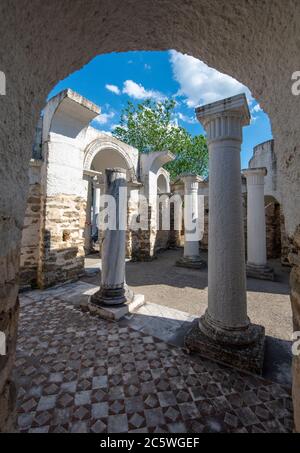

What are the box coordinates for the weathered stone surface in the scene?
[246,263,275,281]
[176,256,206,270]
[289,225,300,432]
[185,322,265,375]
[37,195,87,288]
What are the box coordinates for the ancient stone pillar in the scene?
[185,94,265,374]
[84,177,93,253]
[91,168,130,305]
[243,167,274,280]
[89,169,145,320]
[176,174,206,269]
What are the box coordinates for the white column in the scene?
[176,174,206,269]
[92,168,132,306]
[243,167,274,280]
[183,175,200,257]
[92,181,101,237]
[196,94,261,346]
[84,177,93,252]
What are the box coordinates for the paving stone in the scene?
[14,296,293,433]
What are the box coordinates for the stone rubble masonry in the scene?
[37,194,87,288]
[265,201,282,259]
[289,225,300,432]
[19,178,42,289]
[131,205,157,261]
[0,247,20,432]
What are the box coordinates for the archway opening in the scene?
[12,41,296,430]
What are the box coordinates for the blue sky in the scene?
[49,50,272,169]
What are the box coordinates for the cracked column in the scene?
[185,94,265,374]
[176,174,206,269]
[243,167,274,280]
[89,168,144,320]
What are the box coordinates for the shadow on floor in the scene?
[119,310,292,388]
[85,249,291,296]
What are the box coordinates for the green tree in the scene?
[113,99,208,180]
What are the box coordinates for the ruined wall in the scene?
[200,199,209,251]
[131,206,157,261]
[37,195,86,288]
[249,140,278,201]
[19,161,42,288]
[289,228,300,431]
[265,201,282,259]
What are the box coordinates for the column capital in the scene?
[242,167,267,185]
[180,173,203,192]
[196,93,250,144]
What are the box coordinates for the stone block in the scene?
[246,263,275,281]
[86,293,145,321]
[184,322,265,375]
[175,256,207,270]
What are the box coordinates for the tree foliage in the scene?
[113,99,208,180]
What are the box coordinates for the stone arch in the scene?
[1,1,300,432]
[83,137,137,181]
[157,168,170,194]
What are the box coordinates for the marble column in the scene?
[176,174,206,269]
[185,94,265,374]
[92,181,101,237]
[91,168,133,306]
[243,167,274,280]
[84,177,93,253]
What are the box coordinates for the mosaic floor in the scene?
[14,291,294,433]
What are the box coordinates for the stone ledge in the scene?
[86,293,145,321]
[246,263,275,281]
[175,256,207,270]
[184,322,265,375]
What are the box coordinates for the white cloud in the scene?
[105,84,121,95]
[93,111,115,125]
[169,50,252,108]
[177,112,197,124]
[251,103,262,113]
[122,80,165,101]
[110,123,119,131]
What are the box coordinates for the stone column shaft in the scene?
[92,168,131,306]
[92,182,101,236]
[243,167,274,280]
[84,177,93,252]
[176,174,206,269]
[185,94,265,374]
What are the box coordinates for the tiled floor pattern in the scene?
[14,293,294,433]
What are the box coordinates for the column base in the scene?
[175,256,207,270]
[246,263,275,281]
[185,315,265,374]
[88,289,145,321]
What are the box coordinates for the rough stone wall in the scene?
[1,0,300,432]
[131,206,156,261]
[200,200,209,251]
[19,163,42,288]
[265,201,282,259]
[154,201,172,253]
[37,195,86,288]
[289,227,300,432]
[168,202,183,249]
[281,212,294,267]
